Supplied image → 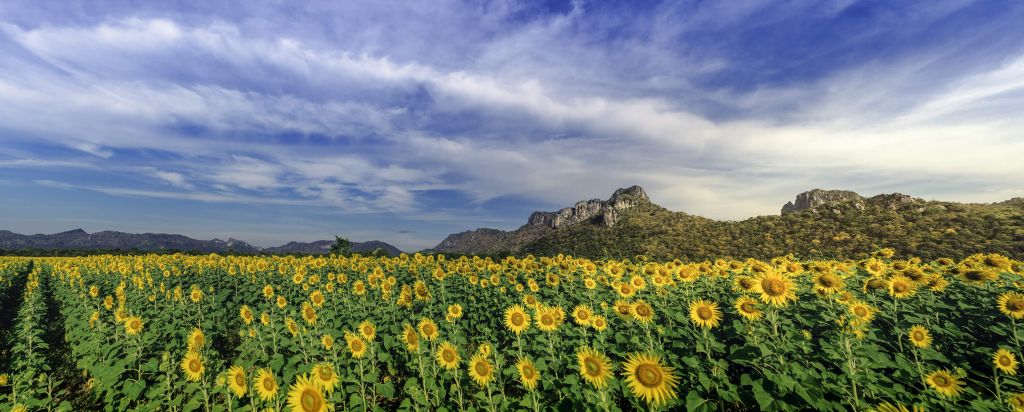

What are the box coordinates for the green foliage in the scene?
[523,198,1024,261]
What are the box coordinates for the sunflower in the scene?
[402,323,420,352]
[961,268,998,285]
[240,305,254,325]
[631,300,656,325]
[887,275,916,299]
[504,305,531,335]
[253,368,278,401]
[1008,393,1024,412]
[577,346,613,389]
[995,348,1019,375]
[312,363,339,394]
[10,404,26,412]
[536,307,560,332]
[436,341,461,370]
[301,301,318,326]
[347,335,367,359]
[685,299,722,329]
[733,296,763,321]
[309,290,325,308]
[591,315,608,332]
[286,318,300,337]
[447,303,463,319]
[733,276,757,293]
[621,352,679,407]
[359,320,377,341]
[190,288,203,303]
[287,373,330,412]
[180,351,204,382]
[848,302,875,323]
[468,352,494,387]
[263,285,275,299]
[754,272,797,307]
[572,305,594,326]
[607,300,630,321]
[924,369,964,398]
[188,328,205,351]
[227,365,247,398]
[812,272,844,294]
[999,292,1024,319]
[124,316,143,335]
[276,296,288,309]
[418,318,439,341]
[907,325,932,348]
[321,334,334,350]
[516,357,540,391]
[0,374,8,386]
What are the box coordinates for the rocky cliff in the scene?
[427,186,652,254]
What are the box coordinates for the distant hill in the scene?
[0,229,403,256]
[428,186,1024,260]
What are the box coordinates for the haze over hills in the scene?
[0,229,402,255]
[428,186,1024,260]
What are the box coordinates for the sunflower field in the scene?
[1,250,1024,411]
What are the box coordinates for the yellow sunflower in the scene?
[1008,392,1024,412]
[418,318,439,341]
[359,320,377,341]
[591,315,608,332]
[812,272,844,294]
[436,341,461,370]
[468,352,494,387]
[321,334,334,351]
[301,301,318,326]
[848,302,875,323]
[995,348,1019,375]
[347,335,367,359]
[999,292,1024,319]
[734,296,763,321]
[754,271,798,307]
[907,325,932,348]
[227,365,247,398]
[516,357,540,391]
[688,299,722,329]
[309,290,325,308]
[180,351,204,382]
[577,346,613,389]
[614,299,634,319]
[447,303,463,319]
[254,368,278,401]
[632,300,656,325]
[504,305,531,335]
[924,369,964,398]
[188,328,205,351]
[888,275,916,299]
[621,352,679,407]
[287,373,330,412]
[402,323,420,352]
[124,316,143,335]
[572,305,594,327]
[240,305,254,325]
[312,363,339,394]
[536,307,560,333]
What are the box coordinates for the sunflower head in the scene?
[907,325,932,348]
[346,335,367,359]
[180,351,204,382]
[516,357,540,391]
[754,272,798,307]
[888,275,916,299]
[504,305,531,335]
[254,368,278,401]
[621,352,679,407]
[734,296,763,321]
[577,346,613,389]
[468,352,494,387]
[402,323,420,352]
[925,369,964,398]
[124,316,143,335]
[287,373,330,412]
[688,299,722,329]
[418,318,439,341]
[227,365,247,398]
[312,363,339,394]
[999,292,1024,319]
[995,348,1019,375]
[358,320,377,341]
[436,341,460,370]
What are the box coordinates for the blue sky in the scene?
[1,0,1023,251]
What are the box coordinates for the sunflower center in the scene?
[635,364,663,388]
[318,368,332,381]
[263,378,275,391]
[189,359,201,373]
[235,373,245,387]
[1008,299,1024,311]
[912,331,924,341]
[523,366,536,379]
[511,313,525,326]
[697,307,714,320]
[443,350,455,363]
[854,307,868,317]
[578,311,589,321]
[300,389,322,412]
[474,361,490,376]
[741,302,756,313]
[764,278,786,296]
[818,275,836,287]
[584,358,601,375]
[739,279,753,289]
[1001,356,1013,366]
[635,305,651,317]
[933,375,950,387]
[541,314,554,325]
[893,283,908,293]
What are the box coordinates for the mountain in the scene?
[264,240,402,256]
[0,229,402,255]
[426,185,650,254]
[429,186,1024,260]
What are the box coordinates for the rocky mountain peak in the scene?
[525,185,651,229]
[781,189,864,215]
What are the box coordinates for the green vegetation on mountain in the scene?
[520,194,1024,261]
